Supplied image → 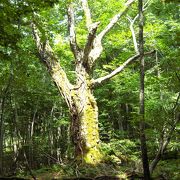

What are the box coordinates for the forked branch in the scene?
[127,0,150,53]
[83,22,100,67]
[127,14,139,53]
[87,0,136,66]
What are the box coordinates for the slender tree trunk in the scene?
[0,98,5,175]
[11,108,19,174]
[29,109,36,169]
[0,64,13,175]
[149,105,180,174]
[139,0,151,179]
[149,145,162,174]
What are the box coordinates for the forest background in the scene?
[0,0,179,179]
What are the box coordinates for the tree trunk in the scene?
[70,91,101,164]
[138,0,151,179]
[69,65,101,164]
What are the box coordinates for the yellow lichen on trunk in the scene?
[78,89,102,164]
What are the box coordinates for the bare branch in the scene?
[92,50,155,86]
[144,0,151,10]
[31,22,51,67]
[173,92,180,111]
[144,50,156,55]
[67,4,80,60]
[81,0,92,30]
[127,15,139,53]
[98,0,136,40]
[127,0,151,54]
[31,22,43,55]
[92,54,140,85]
[163,118,179,152]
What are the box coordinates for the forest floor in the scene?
[20,158,179,180]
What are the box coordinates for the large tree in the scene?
[31,0,153,164]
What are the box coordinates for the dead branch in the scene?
[67,4,81,60]
[81,0,92,30]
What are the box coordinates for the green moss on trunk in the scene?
[71,87,102,164]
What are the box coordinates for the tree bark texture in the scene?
[70,73,101,163]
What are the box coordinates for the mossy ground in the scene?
[16,140,180,180]
[15,157,180,180]
[21,162,128,179]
